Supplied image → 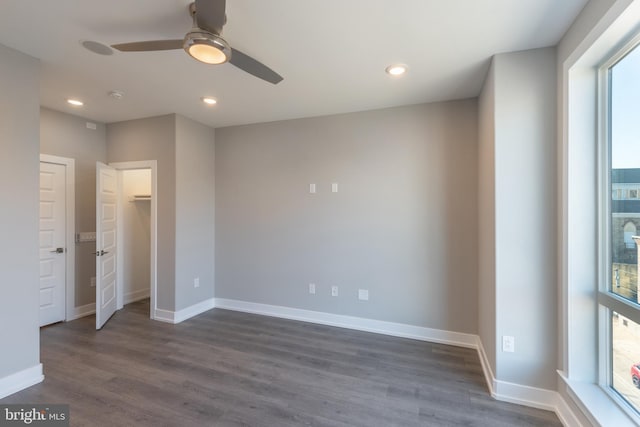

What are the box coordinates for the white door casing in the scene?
[96,162,118,329]
[39,162,66,326]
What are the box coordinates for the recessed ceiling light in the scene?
[108,90,125,100]
[201,97,217,105]
[66,98,84,107]
[385,64,408,76]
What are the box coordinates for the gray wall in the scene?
[215,101,479,332]
[0,44,41,379]
[175,115,216,310]
[107,115,176,311]
[39,108,107,306]
[478,59,497,376]
[480,48,558,390]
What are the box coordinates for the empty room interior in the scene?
[3,0,640,426]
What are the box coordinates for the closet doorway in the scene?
[110,161,157,322]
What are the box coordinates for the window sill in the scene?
[560,373,637,427]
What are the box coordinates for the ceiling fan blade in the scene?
[229,48,283,85]
[195,0,226,35]
[112,40,183,52]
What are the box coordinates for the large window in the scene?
[602,36,640,417]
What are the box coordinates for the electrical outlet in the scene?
[358,289,369,301]
[90,277,96,287]
[194,277,200,288]
[331,286,339,297]
[309,283,316,294]
[502,335,515,353]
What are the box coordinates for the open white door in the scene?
[96,162,118,329]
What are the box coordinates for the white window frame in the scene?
[597,31,640,422]
[559,3,640,425]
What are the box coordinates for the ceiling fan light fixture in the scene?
[184,30,231,65]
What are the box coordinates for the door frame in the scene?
[39,154,75,321]
[109,160,158,319]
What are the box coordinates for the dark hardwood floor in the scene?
[2,300,562,426]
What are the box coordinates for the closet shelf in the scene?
[130,194,151,202]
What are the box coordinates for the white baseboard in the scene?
[153,308,175,324]
[555,389,587,427]
[175,298,216,323]
[492,379,559,411]
[213,298,478,348]
[476,337,496,396]
[0,364,44,399]
[154,298,215,324]
[123,289,150,305]
[68,303,95,321]
[476,337,583,426]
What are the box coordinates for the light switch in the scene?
[77,232,96,243]
[309,183,316,194]
[332,183,338,193]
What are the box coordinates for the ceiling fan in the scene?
[111,0,283,84]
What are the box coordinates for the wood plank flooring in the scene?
[1,300,562,426]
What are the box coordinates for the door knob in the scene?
[50,247,64,253]
[91,250,110,256]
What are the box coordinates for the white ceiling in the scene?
[0,0,587,128]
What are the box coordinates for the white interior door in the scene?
[96,162,118,329]
[39,162,66,326]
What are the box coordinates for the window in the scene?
[602,36,640,417]
[560,5,640,426]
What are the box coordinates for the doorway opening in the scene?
[110,161,158,323]
[119,169,152,306]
